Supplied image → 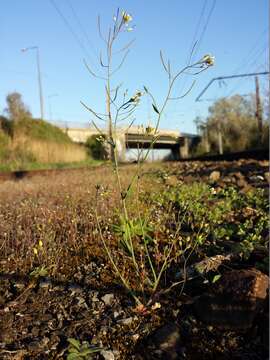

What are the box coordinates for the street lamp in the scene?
[21,46,44,120]
[48,94,58,121]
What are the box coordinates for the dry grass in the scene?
[0,165,140,277]
[0,161,268,300]
[11,135,87,163]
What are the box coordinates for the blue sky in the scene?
[1,0,268,134]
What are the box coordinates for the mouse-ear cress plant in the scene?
[83,8,214,307]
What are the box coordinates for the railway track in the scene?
[181,148,269,162]
[0,163,111,182]
[0,148,268,182]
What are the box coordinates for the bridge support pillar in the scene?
[171,139,190,160]
[115,133,126,162]
[179,138,190,159]
[171,146,180,160]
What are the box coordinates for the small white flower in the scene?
[201,54,215,66]
[131,90,143,103]
[122,11,132,23]
[151,302,161,310]
[145,126,154,135]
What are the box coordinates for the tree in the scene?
[198,95,268,153]
[5,92,32,122]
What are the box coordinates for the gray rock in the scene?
[194,268,269,329]
[233,171,245,180]
[68,283,83,296]
[39,278,52,288]
[264,172,270,183]
[101,293,114,306]
[117,317,134,325]
[88,290,99,302]
[209,170,220,182]
[0,294,6,306]
[236,178,247,188]
[143,323,183,359]
[13,281,26,290]
[100,350,115,360]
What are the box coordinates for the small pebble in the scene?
[100,350,115,360]
[101,293,114,306]
[39,279,52,288]
[117,317,134,325]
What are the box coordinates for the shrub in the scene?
[0,116,14,137]
[0,130,10,160]
[85,135,107,160]
[14,118,72,144]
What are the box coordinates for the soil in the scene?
[0,159,269,359]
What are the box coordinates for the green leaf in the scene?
[152,104,160,114]
[68,338,81,351]
[80,347,102,355]
[67,353,81,360]
[143,86,148,93]
[29,266,48,278]
[212,274,221,283]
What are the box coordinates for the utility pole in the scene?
[204,124,210,153]
[217,121,223,154]
[255,76,263,144]
[21,46,44,120]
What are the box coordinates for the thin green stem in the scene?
[95,209,141,305]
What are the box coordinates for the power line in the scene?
[193,0,216,58]
[66,0,99,59]
[171,0,211,124]
[226,45,268,96]
[188,0,208,64]
[195,71,269,102]
[232,29,267,75]
[49,0,96,65]
[221,29,268,97]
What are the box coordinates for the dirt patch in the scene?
[0,160,268,359]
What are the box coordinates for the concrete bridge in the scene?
[65,126,200,161]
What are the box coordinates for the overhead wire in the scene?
[188,0,208,64]
[232,29,267,75]
[49,0,96,65]
[192,0,216,59]
[65,0,99,59]
[171,0,216,127]
[226,44,268,97]
[221,28,268,98]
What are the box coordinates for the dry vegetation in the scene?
[0,160,269,359]
[10,135,87,164]
[0,113,89,171]
[0,164,155,277]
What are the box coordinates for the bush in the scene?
[85,135,107,160]
[0,116,14,137]
[14,118,72,144]
[0,130,10,160]
[194,95,270,154]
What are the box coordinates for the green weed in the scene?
[67,338,102,360]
